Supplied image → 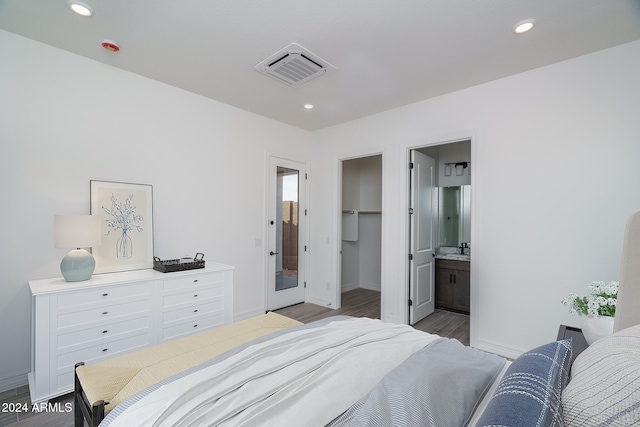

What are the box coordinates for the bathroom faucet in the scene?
[459,242,471,255]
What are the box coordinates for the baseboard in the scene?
[359,282,381,292]
[341,282,381,293]
[340,282,360,293]
[233,308,265,322]
[306,295,333,308]
[0,370,29,394]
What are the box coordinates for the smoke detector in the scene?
[254,43,337,87]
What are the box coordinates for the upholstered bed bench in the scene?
[74,312,302,427]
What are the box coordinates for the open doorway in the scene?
[408,140,471,343]
[338,154,382,315]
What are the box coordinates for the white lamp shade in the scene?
[54,215,101,249]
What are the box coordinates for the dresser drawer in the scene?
[162,272,226,291]
[161,312,225,341]
[162,299,224,324]
[57,315,151,350]
[29,264,233,404]
[161,286,224,308]
[56,282,152,310]
[57,299,152,329]
[56,330,152,369]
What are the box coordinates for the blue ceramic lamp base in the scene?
[60,248,96,282]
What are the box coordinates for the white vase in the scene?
[581,315,615,345]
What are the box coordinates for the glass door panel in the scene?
[275,166,299,291]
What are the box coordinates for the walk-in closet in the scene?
[341,155,382,294]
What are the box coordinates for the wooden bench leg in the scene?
[74,362,85,427]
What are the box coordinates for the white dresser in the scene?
[28,263,233,404]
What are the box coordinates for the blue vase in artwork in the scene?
[116,230,132,259]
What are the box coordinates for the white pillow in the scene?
[562,324,640,426]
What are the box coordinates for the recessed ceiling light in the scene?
[513,19,535,34]
[68,0,93,17]
[304,104,314,110]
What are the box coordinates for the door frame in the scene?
[334,150,384,311]
[403,137,475,328]
[265,154,309,311]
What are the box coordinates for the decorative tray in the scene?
[153,253,205,273]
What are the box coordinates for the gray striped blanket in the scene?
[101,317,505,427]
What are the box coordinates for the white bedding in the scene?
[106,317,438,427]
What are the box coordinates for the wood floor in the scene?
[3,288,468,427]
[275,288,470,346]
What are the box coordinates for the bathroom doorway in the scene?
[408,140,471,329]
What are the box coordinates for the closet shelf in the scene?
[341,210,381,214]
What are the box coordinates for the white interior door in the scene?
[409,150,437,324]
[267,156,307,311]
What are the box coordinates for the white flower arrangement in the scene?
[561,281,618,317]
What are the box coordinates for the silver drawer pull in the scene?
[102,293,108,297]
[102,311,108,315]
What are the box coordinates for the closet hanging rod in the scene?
[341,209,381,214]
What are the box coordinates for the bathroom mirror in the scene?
[439,185,471,247]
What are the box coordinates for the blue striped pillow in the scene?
[475,339,572,427]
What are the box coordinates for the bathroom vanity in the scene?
[435,257,470,314]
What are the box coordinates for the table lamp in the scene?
[54,215,101,282]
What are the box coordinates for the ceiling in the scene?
[1,1,639,130]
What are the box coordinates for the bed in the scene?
[76,312,508,426]
[74,209,640,426]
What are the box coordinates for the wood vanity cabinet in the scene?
[435,258,470,314]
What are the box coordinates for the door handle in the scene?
[270,251,279,256]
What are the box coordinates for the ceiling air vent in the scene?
[254,43,337,87]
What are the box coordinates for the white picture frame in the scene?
[90,180,154,274]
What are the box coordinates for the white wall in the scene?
[0,30,312,390]
[307,40,640,358]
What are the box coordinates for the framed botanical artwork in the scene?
[90,180,154,274]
